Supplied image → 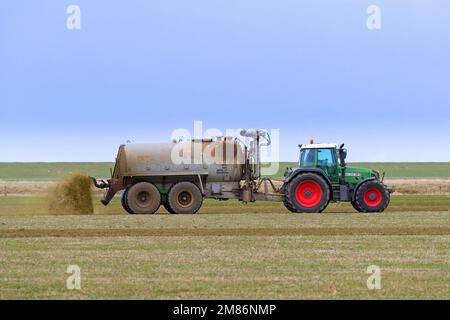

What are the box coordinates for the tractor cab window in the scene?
[299,148,315,167]
[317,148,338,181]
[317,148,336,167]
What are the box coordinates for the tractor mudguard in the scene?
[351,177,377,202]
[284,167,331,184]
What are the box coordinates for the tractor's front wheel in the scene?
[283,173,330,213]
[353,180,390,213]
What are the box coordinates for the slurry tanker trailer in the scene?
[92,130,393,214]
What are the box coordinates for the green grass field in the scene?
[0,163,114,180]
[0,193,449,299]
[0,212,449,299]
[1,162,450,180]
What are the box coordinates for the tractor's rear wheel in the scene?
[283,173,330,213]
[280,184,297,212]
[167,181,203,214]
[350,200,362,212]
[353,180,390,213]
[125,182,161,214]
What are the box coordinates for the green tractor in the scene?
[282,140,393,213]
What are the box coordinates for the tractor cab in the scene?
[298,142,344,183]
[297,141,377,184]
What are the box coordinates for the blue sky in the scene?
[1,0,449,162]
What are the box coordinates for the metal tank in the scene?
[123,138,245,183]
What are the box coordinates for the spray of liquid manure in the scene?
[47,174,94,214]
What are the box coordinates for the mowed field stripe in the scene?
[1,227,449,238]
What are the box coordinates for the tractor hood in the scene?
[344,166,380,180]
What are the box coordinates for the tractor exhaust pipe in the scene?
[339,144,347,185]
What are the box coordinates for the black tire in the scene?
[125,182,161,214]
[353,180,390,213]
[283,173,330,213]
[163,201,177,214]
[167,181,203,214]
[280,183,298,212]
[121,189,135,214]
[350,200,363,212]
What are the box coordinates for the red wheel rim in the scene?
[295,180,323,207]
[363,188,382,207]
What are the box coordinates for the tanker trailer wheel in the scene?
[283,173,330,213]
[167,181,203,214]
[121,189,135,214]
[125,182,161,214]
[353,180,390,213]
[163,201,177,214]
